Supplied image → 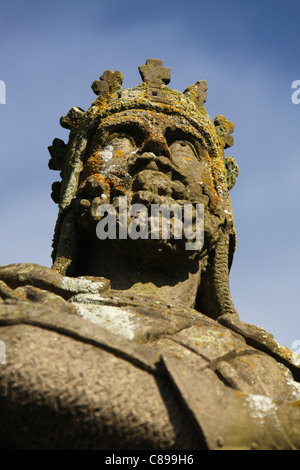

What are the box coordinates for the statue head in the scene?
[48,59,239,317]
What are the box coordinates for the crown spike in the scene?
[91,70,123,96]
[138,59,171,88]
[184,80,208,109]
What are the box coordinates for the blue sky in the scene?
[0,0,300,349]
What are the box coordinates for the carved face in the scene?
[74,109,226,269]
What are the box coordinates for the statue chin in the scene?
[74,170,209,272]
[74,208,205,276]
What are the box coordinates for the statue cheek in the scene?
[171,153,202,187]
[169,140,202,184]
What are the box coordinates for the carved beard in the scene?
[73,151,223,269]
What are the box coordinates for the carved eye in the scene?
[169,140,197,160]
[108,133,136,154]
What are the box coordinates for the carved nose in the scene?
[139,132,172,160]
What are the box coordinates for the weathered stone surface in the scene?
[50,181,62,204]
[214,115,235,149]
[0,321,198,449]
[1,263,300,449]
[1,285,77,315]
[225,156,239,190]
[1,59,298,450]
[0,263,110,300]
[138,58,171,88]
[218,313,300,380]
[184,80,208,109]
[91,70,123,96]
[69,290,208,342]
[0,300,160,374]
[59,106,85,130]
[161,354,300,450]
[48,138,67,171]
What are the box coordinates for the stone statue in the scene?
[0,59,299,450]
